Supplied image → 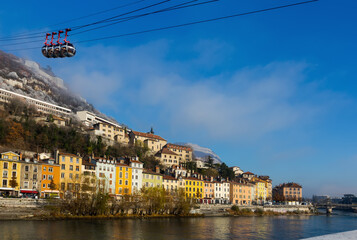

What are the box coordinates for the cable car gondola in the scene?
[62,29,76,57]
[41,33,51,58]
[41,29,76,58]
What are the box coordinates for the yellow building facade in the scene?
[58,153,82,196]
[184,177,204,199]
[0,151,21,196]
[115,163,132,195]
[142,170,163,188]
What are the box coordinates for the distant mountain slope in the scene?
[0,50,115,122]
[177,142,222,164]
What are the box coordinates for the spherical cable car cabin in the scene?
[53,30,64,58]
[41,33,51,58]
[62,29,76,57]
[47,32,57,58]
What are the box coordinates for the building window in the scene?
[3,162,8,169]
[12,163,17,170]
[76,158,79,164]
[61,173,65,179]
[61,164,65,170]
[69,165,73,171]
[62,156,65,162]
[49,167,53,172]
[25,166,29,172]
[70,157,73,163]
[76,166,79,171]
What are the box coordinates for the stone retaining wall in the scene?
[0,198,47,208]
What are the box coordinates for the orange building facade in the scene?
[40,159,60,198]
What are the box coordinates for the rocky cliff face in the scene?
[0,50,95,113]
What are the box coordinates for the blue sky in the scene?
[1,0,356,197]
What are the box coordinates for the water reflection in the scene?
[0,213,357,240]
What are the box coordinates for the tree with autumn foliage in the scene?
[5,120,29,149]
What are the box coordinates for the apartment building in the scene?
[142,168,163,188]
[184,177,204,200]
[214,181,230,204]
[20,158,41,196]
[0,151,21,196]
[230,181,254,205]
[163,176,179,192]
[40,158,60,198]
[129,158,143,193]
[163,144,193,165]
[115,162,132,195]
[95,157,116,195]
[0,88,71,117]
[203,181,214,203]
[58,153,82,196]
[155,148,180,168]
[129,131,167,153]
[273,182,302,202]
[76,111,128,145]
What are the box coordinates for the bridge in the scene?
[314,203,357,214]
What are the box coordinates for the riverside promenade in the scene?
[302,230,357,239]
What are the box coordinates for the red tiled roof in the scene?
[157,148,178,156]
[132,131,166,141]
[243,171,254,175]
[281,182,302,188]
[165,143,192,151]
[163,176,177,180]
[143,169,162,176]
[131,160,143,164]
[116,163,129,167]
[183,177,203,181]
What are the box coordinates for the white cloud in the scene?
[54,40,343,140]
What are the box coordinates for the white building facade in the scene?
[214,181,230,204]
[94,158,116,195]
[129,158,143,193]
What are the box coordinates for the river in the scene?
[1,211,357,240]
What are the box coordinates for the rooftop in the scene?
[165,143,192,151]
[132,131,166,141]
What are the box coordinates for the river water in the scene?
[1,211,357,240]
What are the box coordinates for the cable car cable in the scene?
[0,0,148,41]
[3,0,318,52]
[0,0,213,46]
[70,0,218,36]
[74,0,319,44]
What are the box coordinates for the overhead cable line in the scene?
[0,0,215,46]
[0,0,151,41]
[70,0,218,36]
[70,0,174,31]
[3,0,318,52]
[75,0,319,44]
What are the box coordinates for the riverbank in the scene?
[0,199,316,220]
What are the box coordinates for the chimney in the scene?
[54,149,59,164]
[155,166,160,174]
